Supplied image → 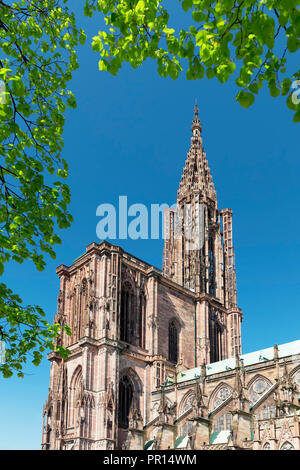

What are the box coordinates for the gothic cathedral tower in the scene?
[163,105,242,364]
[42,106,243,451]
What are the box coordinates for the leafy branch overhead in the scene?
[0,0,85,377]
[0,0,299,378]
[88,0,300,121]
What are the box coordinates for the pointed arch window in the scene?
[209,309,223,363]
[138,291,146,348]
[281,441,294,450]
[120,282,145,348]
[56,401,61,421]
[45,407,52,449]
[69,366,83,428]
[248,377,271,405]
[181,392,195,414]
[169,321,178,364]
[208,233,216,296]
[212,385,232,409]
[120,283,134,343]
[118,376,133,429]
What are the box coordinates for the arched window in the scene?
[120,283,134,343]
[248,377,271,405]
[208,233,215,296]
[120,283,145,348]
[137,291,146,348]
[78,278,87,339]
[56,401,61,421]
[69,366,83,428]
[212,385,232,409]
[169,321,178,364]
[180,392,195,414]
[280,441,294,450]
[118,376,133,429]
[45,407,52,448]
[293,370,300,388]
[209,308,224,363]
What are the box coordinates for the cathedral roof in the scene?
[209,430,231,445]
[174,435,190,449]
[176,340,300,384]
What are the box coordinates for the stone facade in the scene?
[42,107,300,450]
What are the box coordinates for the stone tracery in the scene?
[248,376,272,405]
[211,384,232,410]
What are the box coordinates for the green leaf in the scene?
[287,36,299,53]
[99,59,109,71]
[182,0,193,12]
[249,83,259,95]
[206,68,215,79]
[84,1,94,17]
[236,91,255,108]
[11,77,25,97]
[192,11,204,22]
[293,110,300,122]
[79,31,87,45]
[281,78,292,96]
[92,36,104,52]
[135,0,145,14]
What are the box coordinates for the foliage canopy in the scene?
[0,0,86,377]
[88,0,300,121]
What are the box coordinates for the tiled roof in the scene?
[174,435,190,449]
[209,430,231,445]
[144,440,155,450]
[174,407,193,423]
[176,340,300,384]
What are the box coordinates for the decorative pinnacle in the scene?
[194,101,199,118]
[192,102,202,134]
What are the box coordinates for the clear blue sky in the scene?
[1,1,299,450]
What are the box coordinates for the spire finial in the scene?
[194,100,199,118]
[192,101,201,134]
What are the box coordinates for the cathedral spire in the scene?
[177,105,216,204]
[162,105,242,363]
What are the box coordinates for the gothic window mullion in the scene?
[208,233,216,296]
[118,376,133,429]
[126,291,131,343]
[137,293,143,348]
[128,292,134,344]
[120,290,125,342]
[169,321,178,364]
[139,295,142,348]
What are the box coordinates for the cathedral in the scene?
[42,106,300,451]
